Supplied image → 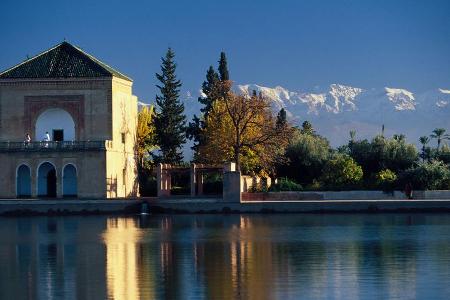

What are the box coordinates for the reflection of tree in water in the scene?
[2,214,450,299]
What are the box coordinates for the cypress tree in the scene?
[187,66,220,161]
[199,66,220,116]
[218,52,229,81]
[153,48,186,164]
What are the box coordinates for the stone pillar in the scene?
[157,163,171,197]
[56,164,62,198]
[31,163,37,198]
[190,163,196,197]
[197,173,204,196]
[223,162,241,203]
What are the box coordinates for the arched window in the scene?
[16,164,31,197]
[63,164,77,197]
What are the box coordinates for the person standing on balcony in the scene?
[24,133,31,147]
[43,131,51,147]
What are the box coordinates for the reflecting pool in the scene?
[1,214,450,299]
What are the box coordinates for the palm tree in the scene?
[419,136,430,162]
[349,130,356,142]
[430,128,447,150]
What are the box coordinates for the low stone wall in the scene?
[242,190,450,201]
[0,199,143,216]
[148,199,450,213]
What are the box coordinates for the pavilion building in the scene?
[0,42,139,198]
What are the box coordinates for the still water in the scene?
[1,214,450,300]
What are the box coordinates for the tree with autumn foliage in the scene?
[187,52,231,162]
[136,105,156,167]
[136,105,157,196]
[198,82,293,175]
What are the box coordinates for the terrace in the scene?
[0,140,112,152]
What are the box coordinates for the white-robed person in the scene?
[43,131,51,147]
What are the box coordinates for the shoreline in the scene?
[2,198,450,216]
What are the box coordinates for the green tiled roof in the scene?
[0,42,132,81]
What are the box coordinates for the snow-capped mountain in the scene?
[385,87,416,111]
[236,83,450,147]
[145,83,449,149]
[238,83,364,115]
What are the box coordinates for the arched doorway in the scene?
[17,164,31,197]
[38,162,57,197]
[63,164,77,197]
[35,108,75,141]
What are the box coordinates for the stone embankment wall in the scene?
[242,190,450,201]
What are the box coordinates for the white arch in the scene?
[35,108,75,141]
[16,164,31,197]
[62,163,78,197]
[37,161,57,197]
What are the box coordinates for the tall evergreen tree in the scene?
[218,52,229,81]
[199,66,220,116]
[153,48,186,164]
[187,52,232,161]
[187,66,220,161]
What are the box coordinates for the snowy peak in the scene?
[237,84,292,107]
[327,84,363,113]
[437,88,450,108]
[238,83,364,114]
[385,87,416,111]
[181,83,449,148]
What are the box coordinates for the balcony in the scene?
[0,140,112,152]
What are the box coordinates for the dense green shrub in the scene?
[349,135,418,181]
[320,154,363,189]
[399,160,450,190]
[277,131,331,185]
[269,178,303,192]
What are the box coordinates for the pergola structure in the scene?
[156,163,224,197]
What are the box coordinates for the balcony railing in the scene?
[0,141,111,152]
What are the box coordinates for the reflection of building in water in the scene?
[103,217,156,300]
[193,215,278,300]
[0,217,108,300]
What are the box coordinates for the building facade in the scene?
[0,42,139,198]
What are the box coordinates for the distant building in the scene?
[0,42,138,198]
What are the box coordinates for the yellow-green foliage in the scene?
[136,105,156,163]
[376,169,397,183]
[375,169,397,191]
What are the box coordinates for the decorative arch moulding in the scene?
[24,95,85,140]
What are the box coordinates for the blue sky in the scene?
[1,0,449,102]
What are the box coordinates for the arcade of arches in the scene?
[16,163,78,198]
